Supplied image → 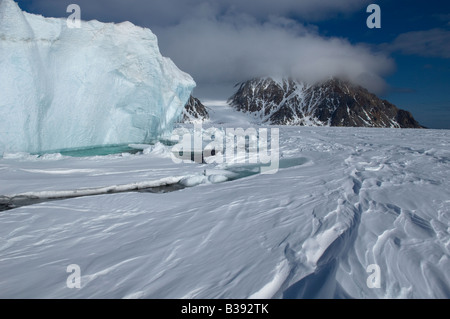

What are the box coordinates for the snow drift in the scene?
[0,0,195,154]
[0,3,448,300]
[0,102,449,298]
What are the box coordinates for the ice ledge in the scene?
[0,0,195,155]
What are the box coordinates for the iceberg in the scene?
[0,0,195,154]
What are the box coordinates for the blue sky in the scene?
[313,0,450,129]
[15,0,450,128]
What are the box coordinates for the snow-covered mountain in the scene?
[228,77,422,128]
[0,0,195,155]
[181,96,209,123]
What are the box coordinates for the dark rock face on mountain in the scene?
[181,95,209,123]
[228,78,422,128]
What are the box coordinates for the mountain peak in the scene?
[181,95,209,123]
[228,77,422,128]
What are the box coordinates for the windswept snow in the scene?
[0,125,449,299]
[203,100,254,126]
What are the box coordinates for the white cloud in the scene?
[18,0,393,96]
[389,29,450,59]
[155,14,394,96]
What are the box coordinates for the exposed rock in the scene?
[228,77,423,128]
[181,95,209,123]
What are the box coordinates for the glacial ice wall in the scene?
[0,0,195,154]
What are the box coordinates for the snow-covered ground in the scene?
[0,103,449,299]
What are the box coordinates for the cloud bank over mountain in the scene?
[19,0,393,96]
